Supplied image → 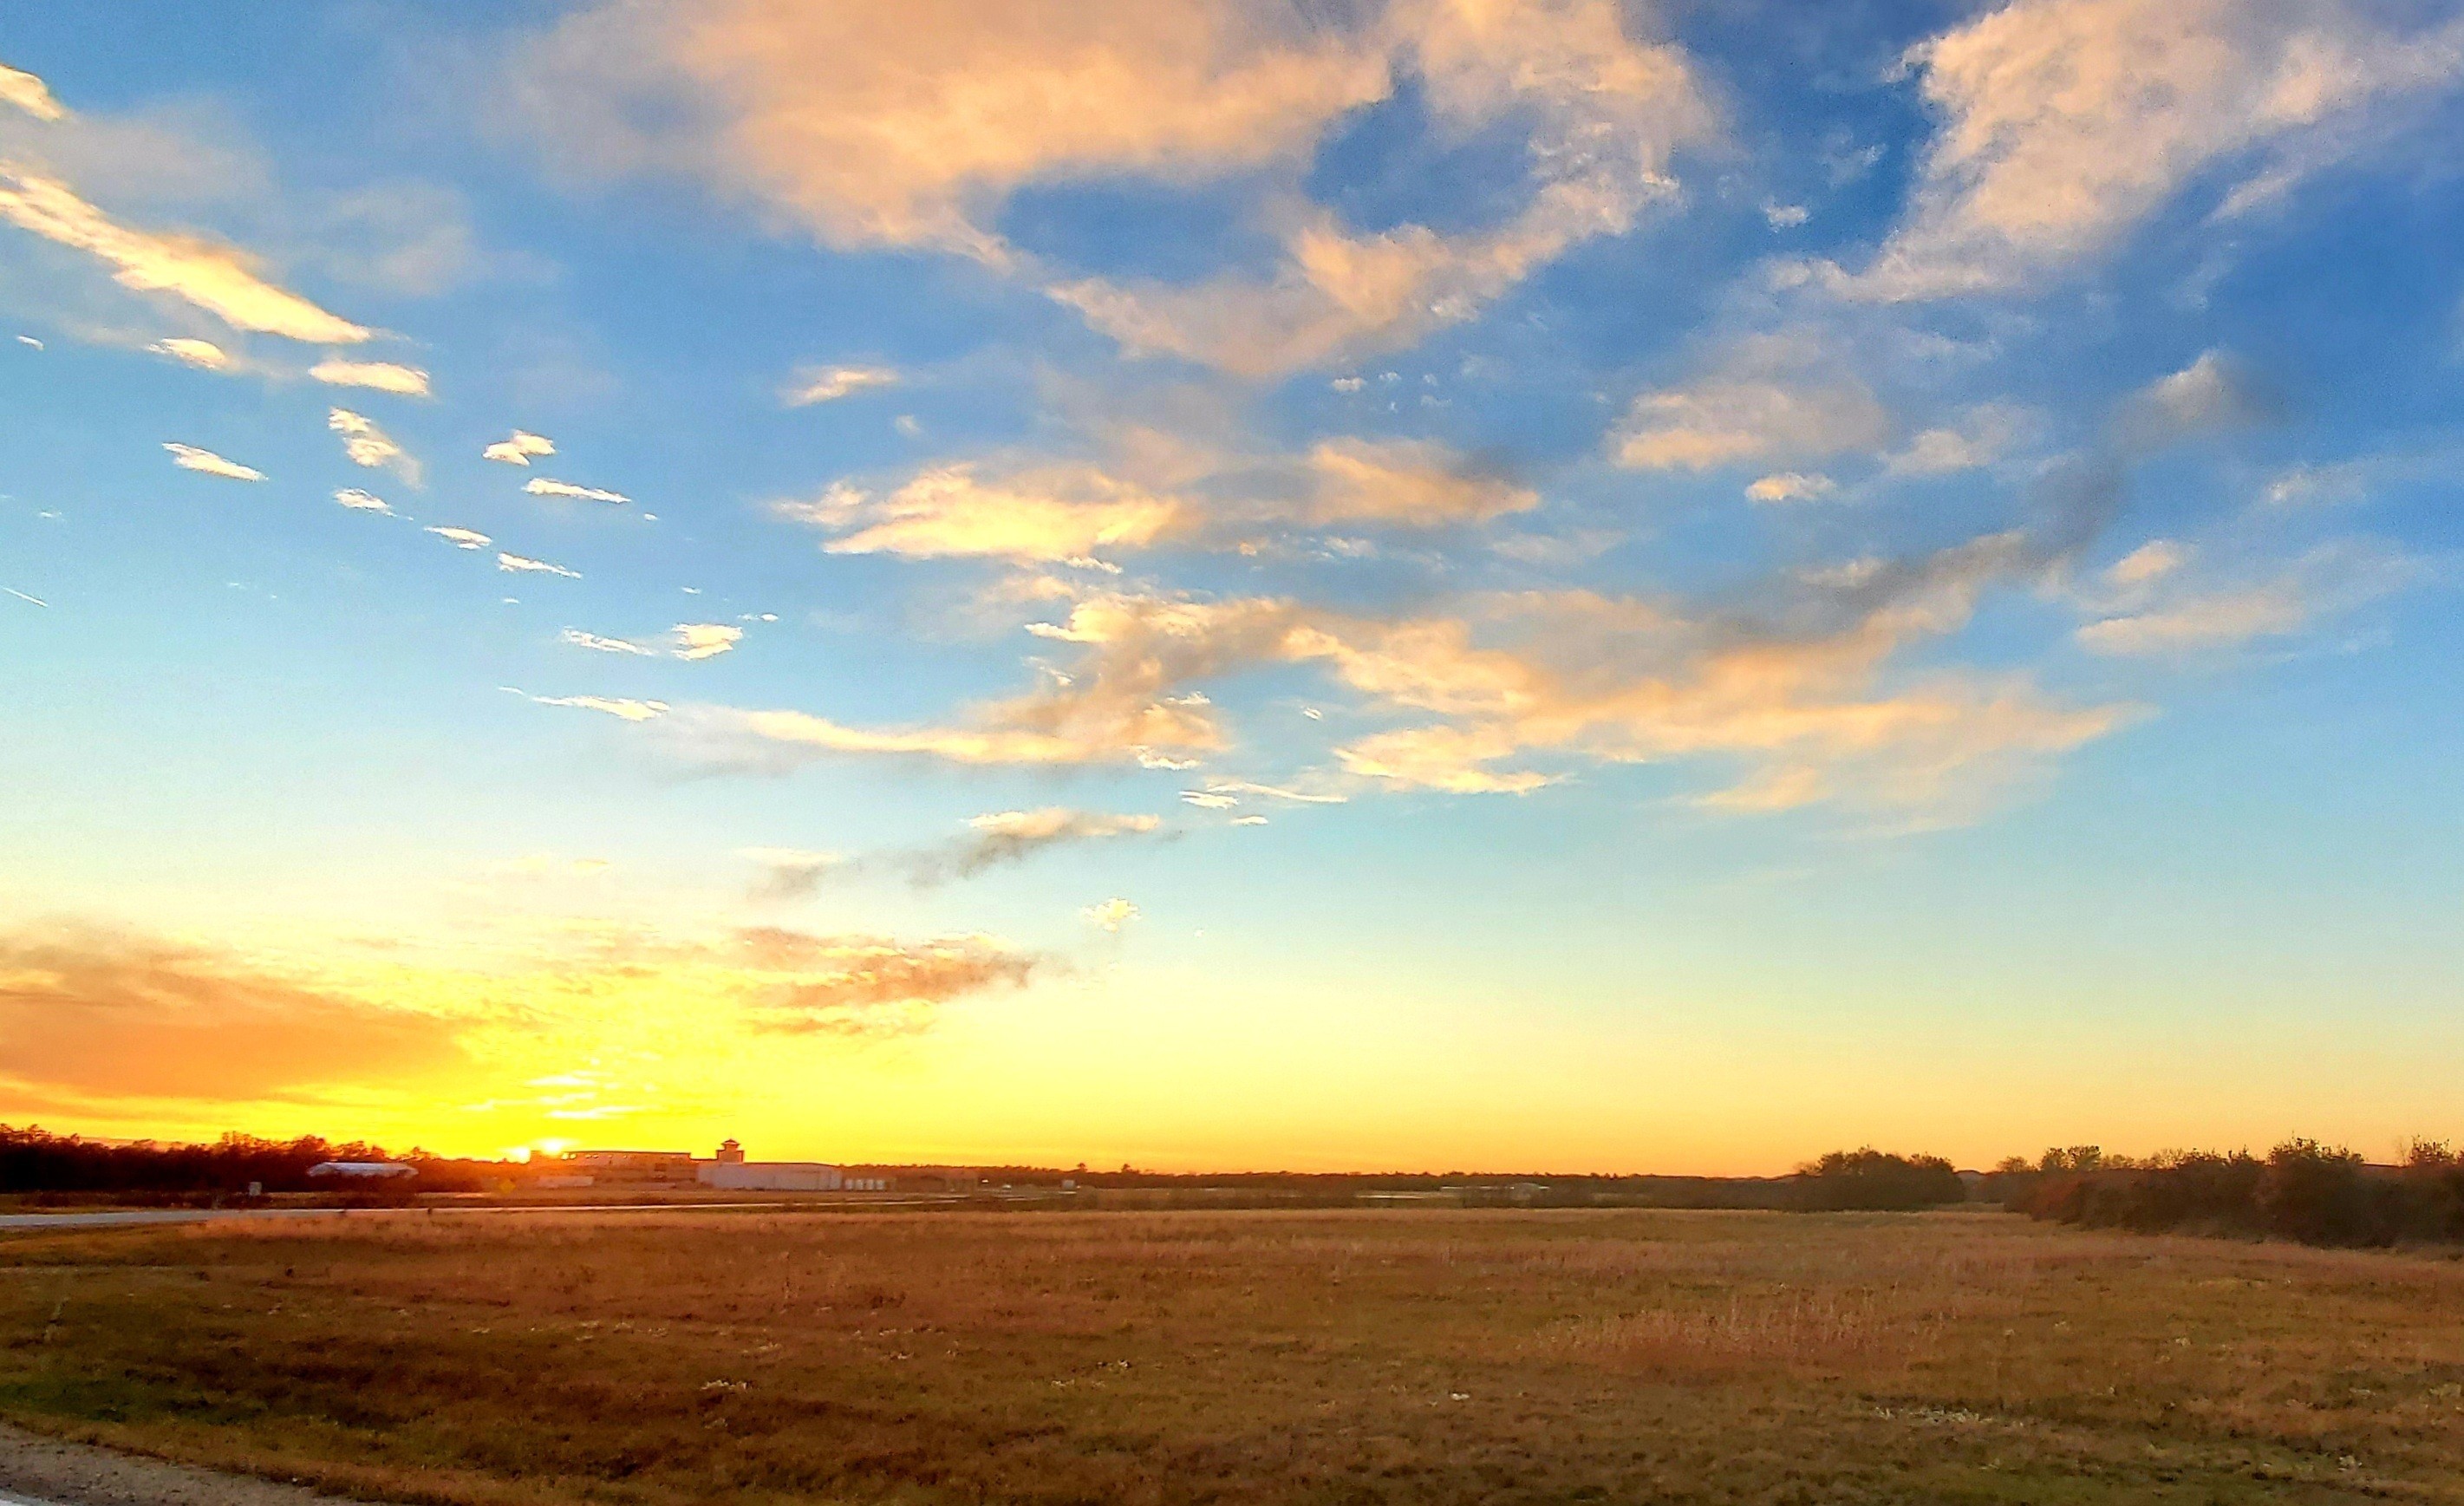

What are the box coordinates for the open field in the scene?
[3,1208,2463,1505]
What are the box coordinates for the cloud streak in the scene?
[163,442,264,481]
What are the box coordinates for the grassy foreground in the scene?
[3,1208,2462,1505]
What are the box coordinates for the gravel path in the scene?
[0,1424,352,1506]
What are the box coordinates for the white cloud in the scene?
[1616,372,1888,471]
[561,628,655,655]
[2076,539,2420,656]
[333,487,393,514]
[672,623,742,661]
[329,407,420,483]
[2105,539,2189,589]
[162,442,263,480]
[1331,375,1365,393]
[1082,896,1140,933]
[1179,790,1239,810]
[1763,201,1809,228]
[1884,402,2032,475]
[0,165,371,343]
[1844,0,2464,300]
[1231,814,1268,825]
[149,336,229,370]
[499,551,582,578]
[2115,350,2272,453]
[1745,472,1836,504]
[525,477,629,504]
[525,692,670,722]
[425,525,492,550]
[15,335,41,349]
[783,364,896,405]
[484,430,555,466]
[5,586,48,608]
[311,358,432,397]
[0,63,67,122]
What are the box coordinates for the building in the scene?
[561,1150,698,1185]
[699,1158,841,1191]
[549,1142,861,1192]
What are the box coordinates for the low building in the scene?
[699,1159,841,1191]
[563,1150,698,1185]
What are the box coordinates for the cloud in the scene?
[784,364,896,405]
[672,623,742,660]
[561,628,655,655]
[517,0,1713,375]
[740,847,842,901]
[1615,372,1889,471]
[710,540,2129,818]
[329,407,420,483]
[1745,472,1836,504]
[1884,402,2032,475]
[149,336,228,369]
[0,165,371,342]
[0,926,468,1103]
[6,587,48,608]
[484,430,555,466]
[425,525,492,549]
[2114,350,2276,456]
[1307,439,1535,526]
[1842,0,2464,301]
[719,929,1035,1035]
[525,477,629,504]
[0,63,67,123]
[804,464,1196,562]
[523,692,671,721]
[333,487,392,514]
[1082,897,1140,933]
[2076,538,2422,656]
[499,551,582,578]
[311,358,432,396]
[911,808,1164,883]
[162,441,263,480]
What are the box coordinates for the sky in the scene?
[3,0,2461,1174]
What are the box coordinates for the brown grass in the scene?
[4,1206,2463,1504]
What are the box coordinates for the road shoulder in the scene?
[0,1422,349,1506]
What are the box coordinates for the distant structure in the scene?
[548,1142,870,1192]
[307,1161,415,1180]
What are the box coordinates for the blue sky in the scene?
[2,0,2461,1170]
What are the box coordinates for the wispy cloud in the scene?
[783,364,896,405]
[561,628,655,656]
[149,336,230,370]
[333,487,392,514]
[0,62,68,122]
[2076,539,2422,657]
[672,623,741,660]
[740,847,843,901]
[163,442,264,481]
[906,808,1164,884]
[425,525,492,550]
[1307,439,1535,527]
[499,551,581,578]
[329,407,420,483]
[1745,472,1836,504]
[4,586,46,608]
[0,166,371,343]
[801,465,1194,563]
[525,477,629,504]
[311,358,431,397]
[484,430,555,466]
[1840,0,2464,301]
[520,691,670,722]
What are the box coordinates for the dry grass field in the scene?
[3,1207,2463,1505]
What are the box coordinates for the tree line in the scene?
[0,1125,494,1197]
[1997,1139,2464,1248]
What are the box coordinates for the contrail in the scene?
[3,586,46,607]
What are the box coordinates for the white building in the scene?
[699,1159,842,1191]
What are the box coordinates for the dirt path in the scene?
[0,1424,352,1506]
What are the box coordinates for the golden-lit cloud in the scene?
[0,927,469,1103]
[1307,438,1535,526]
[1615,362,1888,471]
[162,441,264,481]
[149,336,229,369]
[518,0,1714,374]
[311,358,432,396]
[1082,896,1140,932]
[672,623,741,660]
[525,477,629,504]
[2076,539,2421,657]
[484,430,555,466]
[1884,403,2032,475]
[783,364,896,405]
[0,165,371,343]
[1843,0,2464,300]
[499,551,582,578]
[0,62,67,123]
[807,464,1196,563]
[1745,472,1836,504]
[329,407,420,483]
